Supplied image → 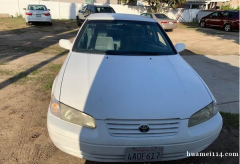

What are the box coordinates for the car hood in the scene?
[60,52,212,120]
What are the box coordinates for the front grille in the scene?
[105,119,181,137]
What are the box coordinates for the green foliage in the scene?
[220,4,239,10]
[15,13,23,18]
[143,0,186,13]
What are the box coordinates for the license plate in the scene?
[125,147,163,162]
[36,14,41,17]
[169,22,173,24]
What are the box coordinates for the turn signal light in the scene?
[26,13,32,16]
[44,13,51,16]
[161,21,168,24]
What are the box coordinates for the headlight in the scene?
[49,96,96,128]
[188,101,218,127]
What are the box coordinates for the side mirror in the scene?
[23,8,26,10]
[59,39,72,50]
[175,43,185,53]
[48,9,50,11]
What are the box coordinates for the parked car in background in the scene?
[141,13,177,31]
[24,4,52,26]
[48,13,222,163]
[199,10,239,32]
[76,4,115,26]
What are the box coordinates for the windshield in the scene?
[155,14,169,19]
[96,7,115,13]
[28,5,47,11]
[74,20,176,55]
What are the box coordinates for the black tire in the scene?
[224,24,231,32]
[199,21,205,28]
[49,22,53,26]
[76,16,81,26]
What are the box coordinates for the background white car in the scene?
[24,4,52,26]
[47,13,222,162]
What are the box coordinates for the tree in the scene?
[144,0,186,13]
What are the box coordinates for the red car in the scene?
[199,10,239,32]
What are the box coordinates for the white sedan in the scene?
[24,4,52,25]
[47,13,222,162]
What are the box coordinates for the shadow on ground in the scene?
[0,19,78,63]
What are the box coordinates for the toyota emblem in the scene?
[139,125,149,132]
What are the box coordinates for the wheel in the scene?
[199,21,205,28]
[49,22,52,26]
[26,22,30,26]
[76,16,81,26]
[224,24,231,32]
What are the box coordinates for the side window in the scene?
[223,12,229,18]
[228,12,238,18]
[211,12,219,17]
[218,12,224,17]
[147,14,153,18]
[141,13,146,16]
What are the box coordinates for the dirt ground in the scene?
[0,19,239,164]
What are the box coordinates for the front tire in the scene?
[224,24,231,32]
[199,21,205,28]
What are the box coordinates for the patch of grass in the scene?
[0,69,15,75]
[178,23,198,30]
[0,18,26,30]
[38,74,55,91]
[220,112,239,129]
[44,81,53,90]
[49,64,62,72]
[9,72,33,84]
[40,45,65,54]
[30,69,41,75]
[15,13,23,18]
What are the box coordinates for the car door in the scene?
[215,11,225,27]
[222,11,230,27]
[206,12,219,26]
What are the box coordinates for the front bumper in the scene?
[47,109,222,162]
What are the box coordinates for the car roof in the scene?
[87,13,156,22]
